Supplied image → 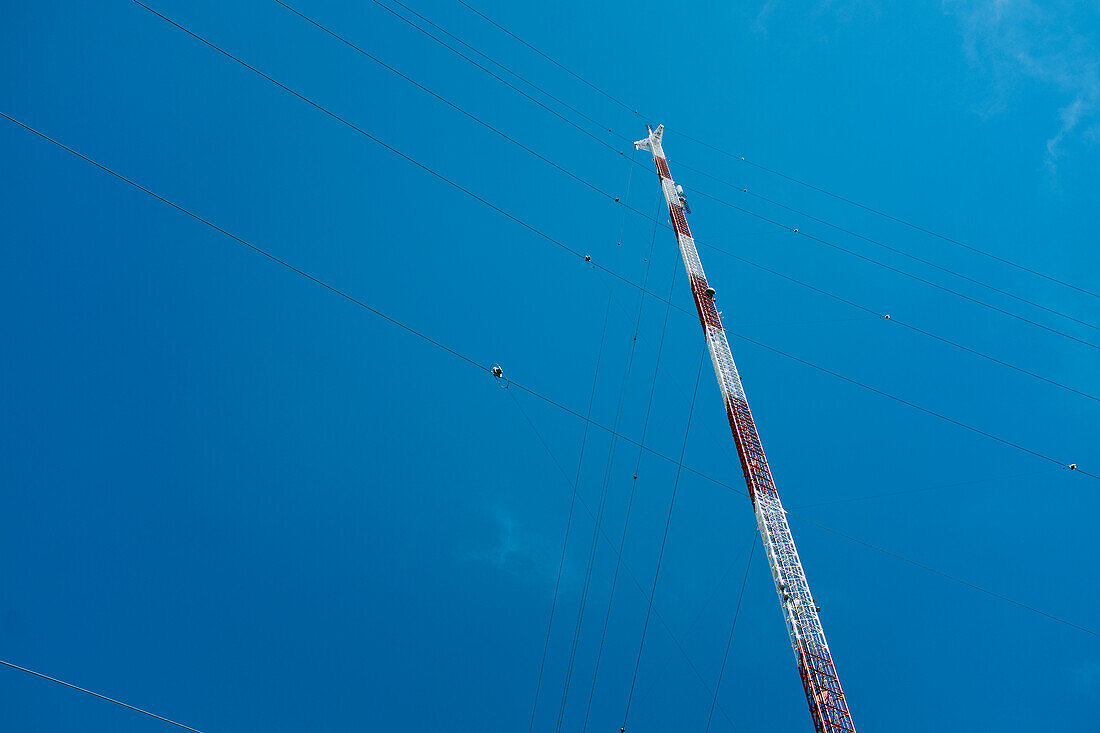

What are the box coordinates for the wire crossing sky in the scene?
[456,0,1100,301]
[120,0,1100,453]
[386,0,1100,328]
[2,103,1093,677]
[2,2,1097,732]
[269,0,1100,402]
[0,660,202,732]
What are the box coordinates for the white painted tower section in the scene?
[635,125,855,733]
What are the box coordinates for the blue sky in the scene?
[1,1,1097,731]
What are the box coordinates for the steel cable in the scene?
[552,153,637,733]
[271,0,1100,397]
[579,192,668,733]
[5,110,1094,637]
[704,533,757,733]
[0,659,202,732]
[453,0,1099,300]
[621,348,708,728]
[524,267,615,733]
[506,392,743,730]
[676,170,1099,331]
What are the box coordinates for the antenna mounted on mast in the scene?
[635,124,857,733]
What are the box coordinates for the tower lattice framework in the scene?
[636,124,856,733]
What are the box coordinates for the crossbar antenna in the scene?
[636,124,856,733]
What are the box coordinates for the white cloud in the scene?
[465,506,520,569]
[755,0,878,34]
[754,0,781,35]
[945,0,1100,171]
[462,506,561,586]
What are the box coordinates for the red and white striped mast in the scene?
[635,125,856,733]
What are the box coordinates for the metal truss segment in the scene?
[635,124,856,733]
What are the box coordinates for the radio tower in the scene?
[635,125,856,733]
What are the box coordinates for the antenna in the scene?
[636,124,856,733]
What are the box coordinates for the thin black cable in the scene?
[511,379,1097,713]
[514,328,1100,680]
[8,111,1096,637]
[6,105,1089,478]
[455,0,641,118]
[677,171,1100,331]
[530,158,635,729]
[132,1,692,320]
[789,513,1098,637]
[274,0,1100,394]
[597,261,751,481]
[681,186,1100,350]
[733,156,1100,300]
[507,391,742,731]
[385,0,620,138]
[551,364,619,733]
[704,533,757,733]
[553,155,637,733]
[508,390,575,488]
[517,296,1097,644]
[346,0,1100,401]
[882,316,1098,401]
[543,246,1100,490]
[127,3,1100,463]
[524,281,614,733]
[681,150,1093,347]
[633,526,752,706]
[718,327,1093,476]
[395,0,1096,330]
[369,0,624,158]
[0,659,201,732]
[270,0,707,351]
[273,0,617,205]
[566,275,756,720]
[1,109,487,373]
[615,148,636,243]
[686,174,1100,327]
[284,0,1100,398]
[454,0,1096,299]
[790,467,1059,509]
[6,104,1091,479]
[694,237,1100,402]
[0,107,734,498]
[510,344,1093,478]
[0,111,716,498]
[579,192,665,733]
[622,348,708,728]
[539,295,1100,643]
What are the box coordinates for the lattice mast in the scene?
[635,125,855,733]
